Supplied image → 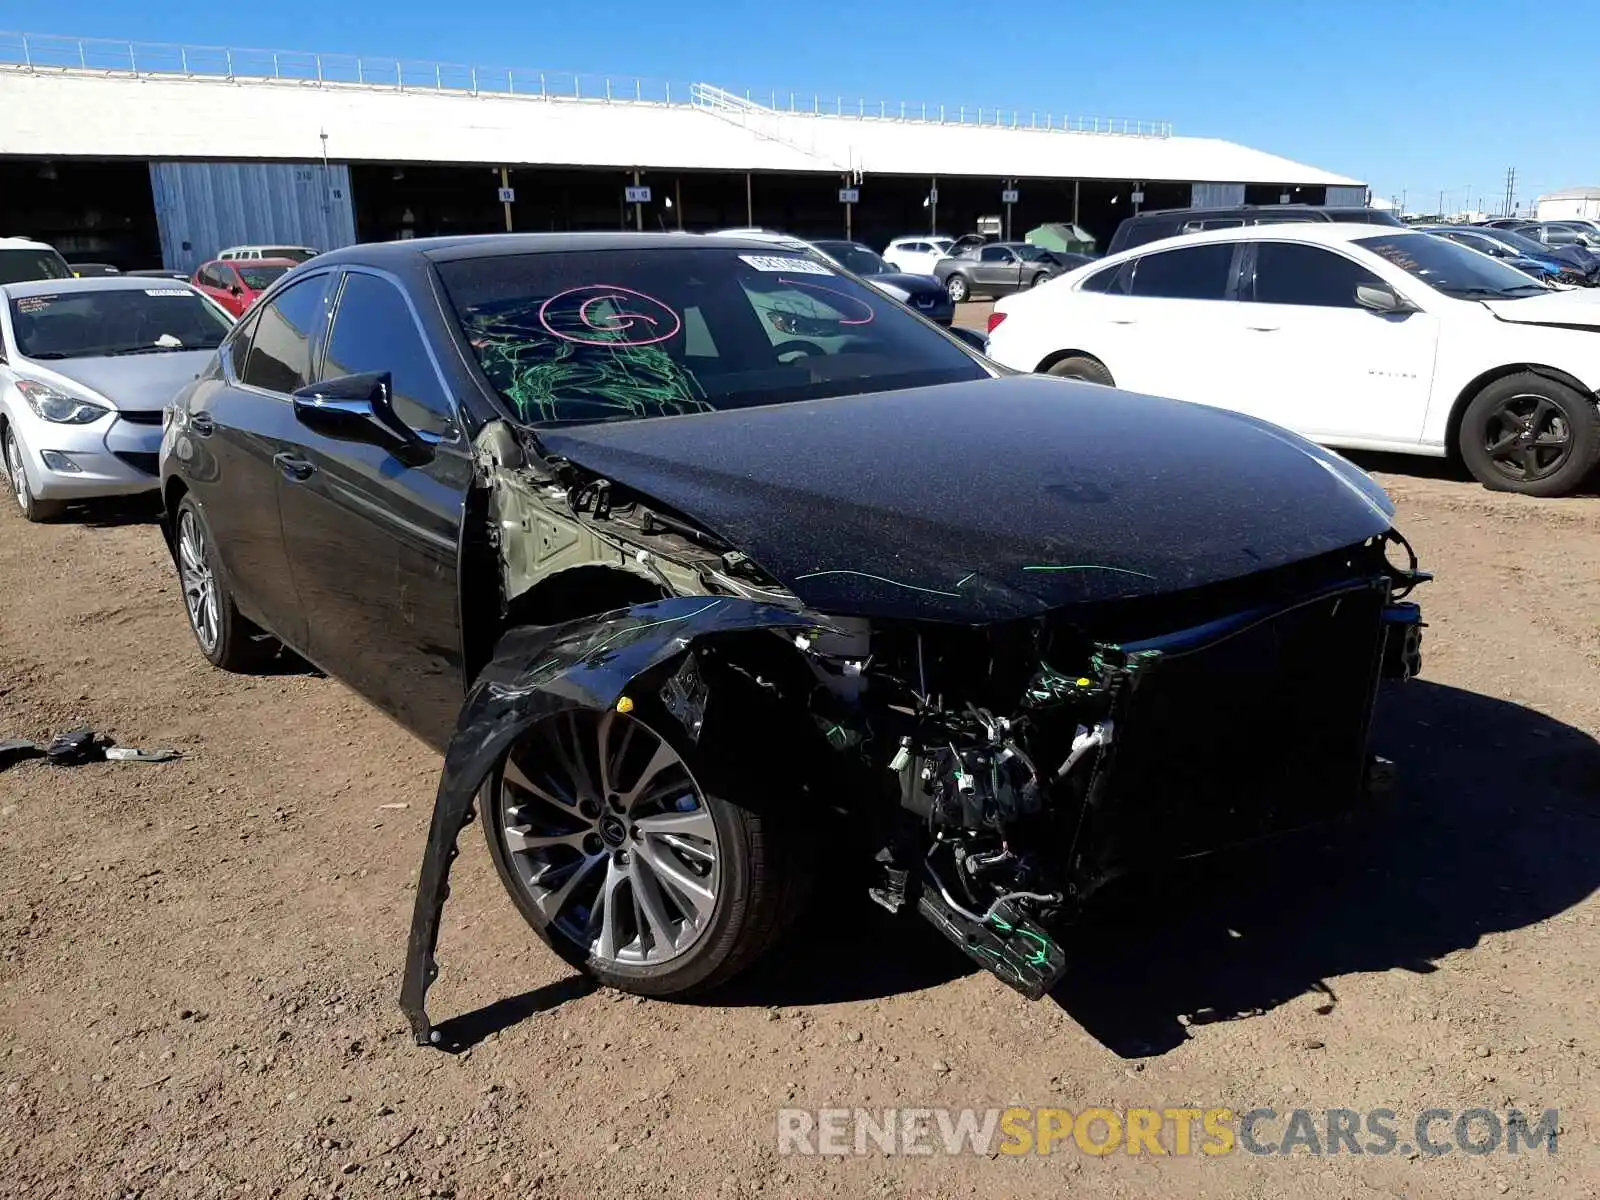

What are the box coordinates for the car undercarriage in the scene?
[399,420,1428,1045]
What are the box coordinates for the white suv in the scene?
[985,223,1600,496]
[883,236,954,276]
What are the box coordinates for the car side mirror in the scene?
[229,284,242,296]
[1355,284,1418,315]
[291,372,436,466]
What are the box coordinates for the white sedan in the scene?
[985,223,1600,496]
[882,236,954,276]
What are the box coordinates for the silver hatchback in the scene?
[0,277,233,520]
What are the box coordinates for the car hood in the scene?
[865,272,944,301]
[537,375,1396,622]
[28,351,216,411]
[1481,289,1600,329]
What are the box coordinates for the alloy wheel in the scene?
[177,509,221,653]
[497,709,721,968]
[5,429,27,512]
[1483,393,1574,484]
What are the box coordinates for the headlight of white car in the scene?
[15,380,111,425]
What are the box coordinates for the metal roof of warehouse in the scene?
[0,61,1363,187]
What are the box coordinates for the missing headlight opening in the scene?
[398,419,1430,1046]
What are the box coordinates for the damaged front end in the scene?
[402,479,1428,1043]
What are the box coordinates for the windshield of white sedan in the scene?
[10,289,233,359]
[438,248,986,425]
[1355,233,1550,299]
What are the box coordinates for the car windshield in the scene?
[237,265,290,290]
[1354,233,1550,299]
[930,239,953,252]
[812,241,889,275]
[438,247,987,426]
[10,287,233,359]
[0,248,73,285]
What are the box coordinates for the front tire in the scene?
[945,274,970,303]
[1044,354,1115,386]
[1028,272,1049,289]
[3,424,66,522]
[483,699,810,997]
[173,495,272,671]
[1458,372,1600,496]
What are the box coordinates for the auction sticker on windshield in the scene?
[144,289,192,297]
[739,255,832,275]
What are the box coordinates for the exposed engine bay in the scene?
[399,421,1428,1045]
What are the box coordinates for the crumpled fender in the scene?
[400,595,825,1046]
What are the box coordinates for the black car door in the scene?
[276,267,474,747]
[182,270,336,650]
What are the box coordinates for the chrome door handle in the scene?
[1246,325,1280,332]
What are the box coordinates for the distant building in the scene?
[1536,187,1600,221]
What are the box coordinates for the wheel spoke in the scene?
[1486,429,1522,456]
[593,860,630,961]
[504,757,578,812]
[619,740,681,812]
[634,838,717,921]
[531,852,605,923]
[634,807,716,843]
[629,857,680,950]
[504,825,590,853]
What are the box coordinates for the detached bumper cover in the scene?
[399,596,822,1046]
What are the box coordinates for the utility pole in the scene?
[1438,189,1445,218]
[1503,166,1516,217]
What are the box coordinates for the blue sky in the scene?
[21,0,1590,213]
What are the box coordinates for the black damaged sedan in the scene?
[158,233,1427,1044]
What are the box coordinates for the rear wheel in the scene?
[484,702,810,996]
[174,496,273,671]
[1457,372,1600,496]
[1028,272,1050,289]
[945,274,970,303]
[1044,355,1115,386]
[3,424,66,522]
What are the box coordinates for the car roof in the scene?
[0,275,199,298]
[0,237,61,252]
[220,243,315,251]
[308,232,810,267]
[1126,222,1407,250]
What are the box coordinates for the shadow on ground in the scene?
[72,495,165,528]
[1051,679,1600,1056]
[429,680,1598,1046]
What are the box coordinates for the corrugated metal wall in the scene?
[1324,185,1369,208]
[149,160,357,273]
[1190,183,1246,207]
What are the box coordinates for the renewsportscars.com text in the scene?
[776,1106,1560,1157]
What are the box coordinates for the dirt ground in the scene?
[3,373,1599,1197]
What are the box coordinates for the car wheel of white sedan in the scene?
[1458,373,1600,497]
[1044,355,1115,387]
[3,424,65,523]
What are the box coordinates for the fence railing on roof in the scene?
[0,31,1173,138]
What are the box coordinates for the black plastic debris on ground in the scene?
[0,728,181,771]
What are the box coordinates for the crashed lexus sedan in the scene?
[157,233,1428,1045]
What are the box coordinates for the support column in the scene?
[499,166,513,232]
[632,168,643,232]
[746,172,753,226]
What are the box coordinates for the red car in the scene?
[191,257,298,317]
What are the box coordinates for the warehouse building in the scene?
[0,33,1368,272]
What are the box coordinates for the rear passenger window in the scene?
[323,272,454,436]
[1079,260,1132,294]
[1128,243,1235,300]
[1251,242,1384,307]
[241,274,328,393]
